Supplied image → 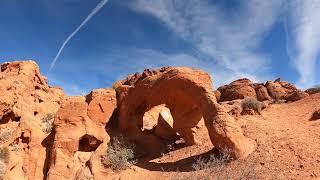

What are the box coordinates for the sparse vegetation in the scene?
[9,142,22,152]
[0,147,9,163]
[166,149,257,180]
[0,148,9,179]
[0,128,12,143]
[101,136,136,171]
[0,160,6,179]
[241,97,262,113]
[41,113,55,133]
[192,150,231,171]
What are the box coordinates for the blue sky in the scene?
[1,0,320,95]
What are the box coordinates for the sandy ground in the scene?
[112,93,320,180]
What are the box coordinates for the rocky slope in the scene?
[0,60,319,180]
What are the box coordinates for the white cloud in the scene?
[285,0,320,88]
[129,0,284,83]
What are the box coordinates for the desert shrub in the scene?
[9,142,22,152]
[101,136,136,171]
[0,147,10,179]
[41,113,55,133]
[0,129,12,143]
[0,147,9,163]
[169,150,257,180]
[0,160,6,179]
[192,150,231,171]
[241,97,261,113]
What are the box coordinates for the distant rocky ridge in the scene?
[0,60,312,180]
[216,78,308,103]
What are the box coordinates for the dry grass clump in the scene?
[101,136,136,171]
[192,150,231,171]
[0,147,9,163]
[0,128,12,143]
[0,147,9,179]
[170,149,257,180]
[241,97,262,114]
[0,160,5,179]
[41,113,55,133]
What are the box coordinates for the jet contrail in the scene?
[48,0,109,72]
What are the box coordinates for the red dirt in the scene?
[113,93,320,179]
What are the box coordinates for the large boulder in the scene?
[114,67,255,159]
[255,85,271,101]
[285,90,309,102]
[265,80,298,100]
[217,78,257,102]
[86,88,117,126]
[0,61,64,180]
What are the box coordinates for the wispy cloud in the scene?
[129,0,284,83]
[48,0,109,73]
[285,0,320,88]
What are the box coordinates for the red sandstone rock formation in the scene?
[285,90,309,102]
[0,61,64,180]
[217,78,257,102]
[217,78,303,103]
[114,67,255,159]
[0,61,117,180]
[47,95,114,180]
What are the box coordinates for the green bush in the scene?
[102,136,136,171]
[241,97,262,113]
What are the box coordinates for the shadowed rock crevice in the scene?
[79,135,103,152]
[0,111,21,124]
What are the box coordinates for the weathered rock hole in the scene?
[0,111,21,124]
[78,135,102,152]
[20,133,30,145]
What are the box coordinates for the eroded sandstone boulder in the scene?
[285,90,309,102]
[217,79,257,102]
[86,88,117,126]
[311,109,320,120]
[114,67,255,159]
[217,78,302,103]
[255,85,271,101]
[265,80,298,100]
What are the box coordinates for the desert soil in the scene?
[113,93,320,180]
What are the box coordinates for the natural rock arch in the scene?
[115,67,255,159]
